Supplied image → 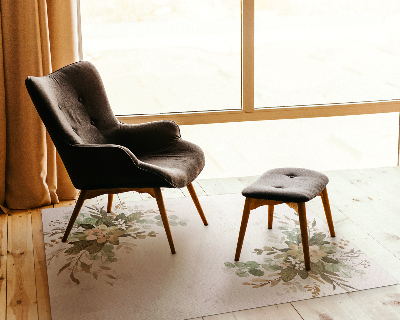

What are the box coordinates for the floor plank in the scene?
[261,303,303,320]
[232,307,269,319]
[31,209,52,320]
[292,293,370,320]
[7,210,38,320]
[348,285,400,320]
[216,177,245,194]
[117,191,142,202]
[202,313,236,320]
[0,213,7,320]
[197,179,230,196]
[161,187,186,198]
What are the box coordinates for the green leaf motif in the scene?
[96,217,114,227]
[70,272,80,285]
[79,224,94,229]
[102,244,114,252]
[322,256,339,264]
[262,263,280,272]
[100,266,111,270]
[64,240,97,255]
[114,213,128,221]
[234,261,246,268]
[325,264,340,273]
[99,208,108,218]
[86,241,106,254]
[283,230,299,244]
[248,268,264,277]
[245,261,260,268]
[297,269,308,279]
[312,260,325,275]
[309,232,329,246]
[224,262,236,269]
[58,261,72,275]
[127,212,142,222]
[236,270,249,277]
[281,267,297,282]
[312,220,317,228]
[80,261,92,274]
[320,273,333,284]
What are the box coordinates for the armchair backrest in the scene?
[25,61,120,149]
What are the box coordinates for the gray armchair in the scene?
[25,61,207,254]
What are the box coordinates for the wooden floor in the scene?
[3,166,400,319]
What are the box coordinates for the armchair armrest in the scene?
[60,143,141,190]
[115,120,181,155]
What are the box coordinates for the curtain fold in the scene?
[0,0,79,210]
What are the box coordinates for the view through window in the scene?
[80,0,241,116]
[255,0,400,108]
[80,1,400,117]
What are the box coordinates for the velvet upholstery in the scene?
[242,168,329,203]
[25,61,205,190]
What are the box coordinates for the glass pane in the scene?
[255,0,400,108]
[80,0,241,116]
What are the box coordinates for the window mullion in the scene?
[242,0,254,113]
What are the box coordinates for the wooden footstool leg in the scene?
[320,187,335,237]
[298,202,311,271]
[235,198,253,261]
[268,205,274,229]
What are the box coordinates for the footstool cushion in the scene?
[242,168,329,203]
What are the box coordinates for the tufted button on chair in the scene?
[25,61,208,254]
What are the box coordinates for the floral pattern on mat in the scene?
[44,202,187,285]
[225,212,370,298]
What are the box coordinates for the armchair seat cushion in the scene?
[138,139,205,188]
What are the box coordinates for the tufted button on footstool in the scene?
[235,168,335,271]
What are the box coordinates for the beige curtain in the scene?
[0,0,80,210]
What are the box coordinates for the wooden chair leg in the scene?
[235,198,253,261]
[62,190,88,242]
[298,202,311,271]
[107,194,114,213]
[187,183,208,226]
[153,187,176,254]
[320,187,335,237]
[268,204,274,229]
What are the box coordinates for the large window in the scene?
[79,0,400,124]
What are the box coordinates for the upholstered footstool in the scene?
[235,168,335,271]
